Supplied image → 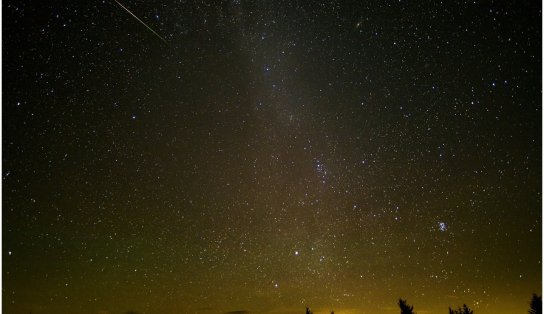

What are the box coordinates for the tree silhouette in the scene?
[305,307,313,314]
[398,298,416,314]
[529,294,542,314]
[448,304,473,314]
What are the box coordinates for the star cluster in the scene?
[3,1,541,314]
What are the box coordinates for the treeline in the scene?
[398,294,541,314]
[304,293,542,314]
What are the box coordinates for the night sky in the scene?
[2,1,542,314]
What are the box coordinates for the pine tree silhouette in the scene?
[448,304,473,314]
[529,294,542,314]
[398,298,416,314]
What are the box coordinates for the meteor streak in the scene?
[113,0,168,45]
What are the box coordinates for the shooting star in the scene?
[113,0,168,45]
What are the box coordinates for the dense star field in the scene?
[2,1,541,313]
